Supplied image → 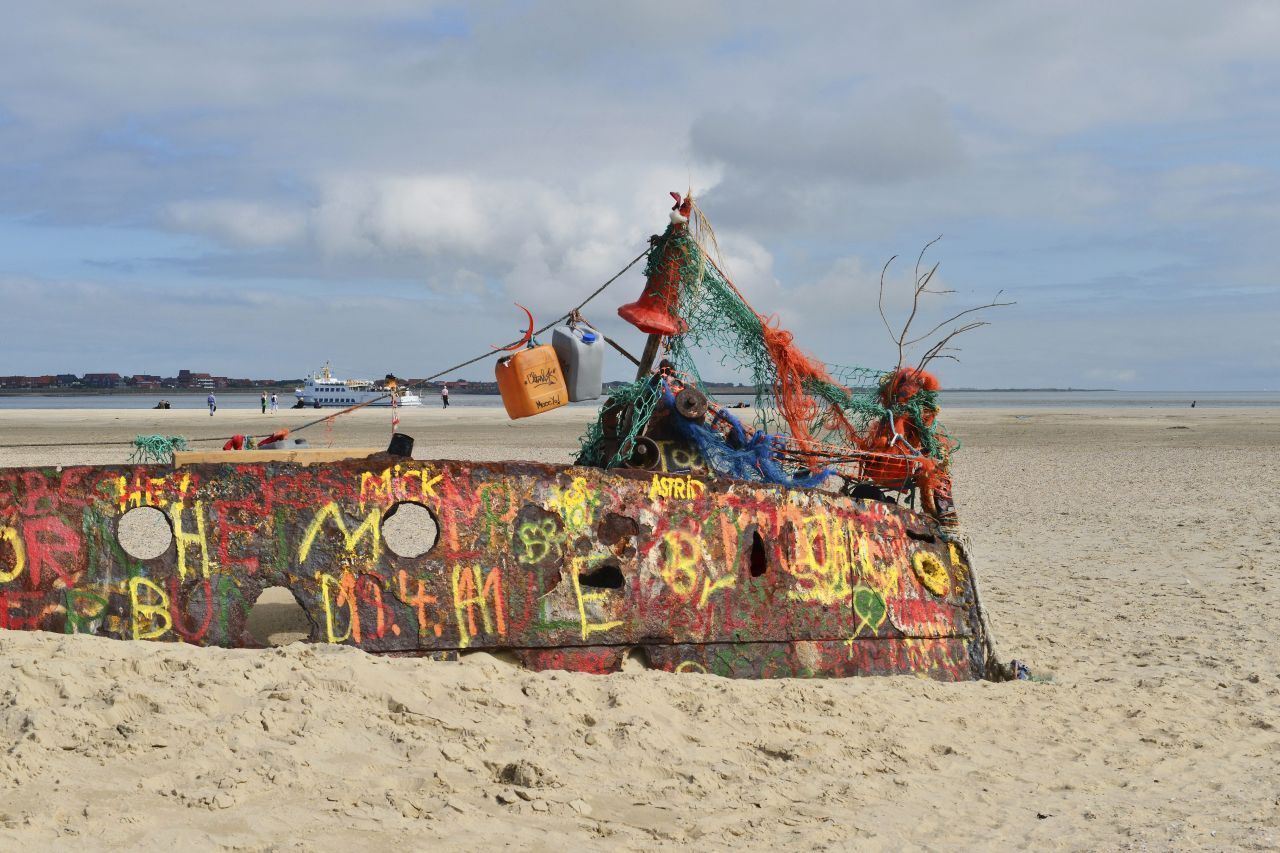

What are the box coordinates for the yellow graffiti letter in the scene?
[317,571,355,643]
[451,565,505,648]
[129,576,171,640]
[571,557,624,640]
[171,499,211,579]
[359,468,392,511]
[299,503,382,565]
[0,526,26,584]
[660,531,700,598]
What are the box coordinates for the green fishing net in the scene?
[130,435,188,464]
[578,224,956,475]
[576,377,662,468]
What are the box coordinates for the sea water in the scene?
[0,390,1276,410]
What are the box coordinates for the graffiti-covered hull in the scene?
[0,454,988,680]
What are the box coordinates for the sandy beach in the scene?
[0,405,1276,850]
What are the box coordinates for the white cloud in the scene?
[1150,163,1280,226]
[167,200,307,247]
[1087,367,1139,384]
[691,88,967,186]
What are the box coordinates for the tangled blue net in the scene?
[657,385,833,489]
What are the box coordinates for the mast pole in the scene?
[634,333,663,380]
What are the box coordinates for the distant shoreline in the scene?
[0,385,1119,398]
[0,387,299,397]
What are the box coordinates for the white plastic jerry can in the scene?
[551,325,604,402]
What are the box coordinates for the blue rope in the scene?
[659,386,832,489]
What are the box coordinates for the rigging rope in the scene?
[275,245,652,438]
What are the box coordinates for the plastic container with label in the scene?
[552,325,604,402]
[496,344,568,419]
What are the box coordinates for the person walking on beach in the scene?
[207,392,217,416]
[441,383,450,409]
[261,392,268,414]
[270,392,279,414]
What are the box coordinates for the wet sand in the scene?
[0,406,1277,849]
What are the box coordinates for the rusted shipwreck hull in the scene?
[0,453,989,679]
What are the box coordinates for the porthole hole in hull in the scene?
[579,561,625,590]
[117,506,173,561]
[749,531,768,577]
[381,501,440,558]
[246,587,311,646]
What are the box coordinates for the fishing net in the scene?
[579,213,958,497]
[130,435,188,464]
[576,377,663,469]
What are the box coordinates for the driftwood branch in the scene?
[917,321,990,370]
[877,255,899,344]
[905,290,1014,347]
[877,238,1014,372]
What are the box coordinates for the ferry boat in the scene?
[294,363,422,408]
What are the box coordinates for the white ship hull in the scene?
[294,390,422,408]
[295,365,423,408]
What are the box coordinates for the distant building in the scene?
[83,372,123,388]
[127,374,163,389]
[0,375,56,388]
[177,369,214,388]
[5,368,296,390]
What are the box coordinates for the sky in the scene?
[1,1,1278,390]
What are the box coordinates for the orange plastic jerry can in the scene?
[495,345,569,419]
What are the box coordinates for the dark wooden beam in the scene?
[634,333,663,381]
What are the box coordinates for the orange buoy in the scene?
[617,192,693,336]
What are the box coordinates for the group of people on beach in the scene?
[203,385,451,416]
[204,392,278,416]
